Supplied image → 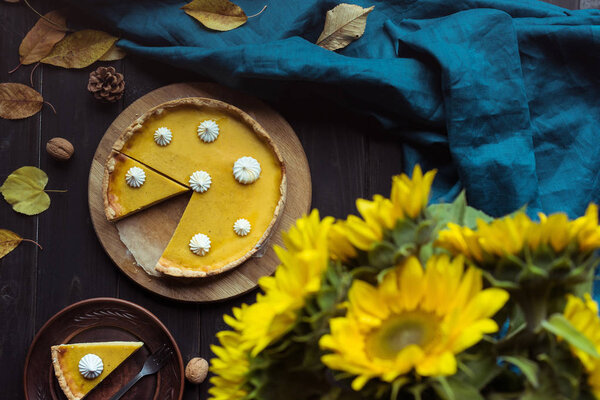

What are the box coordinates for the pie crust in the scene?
[51,341,143,400]
[107,98,287,278]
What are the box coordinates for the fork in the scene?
[109,344,174,400]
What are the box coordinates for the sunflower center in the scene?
[366,311,440,360]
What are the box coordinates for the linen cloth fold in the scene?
[65,0,600,220]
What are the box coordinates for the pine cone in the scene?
[87,66,125,103]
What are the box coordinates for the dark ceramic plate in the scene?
[24,298,184,400]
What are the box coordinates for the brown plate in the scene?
[24,298,184,400]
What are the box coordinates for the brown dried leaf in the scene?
[316,3,374,51]
[4,0,20,3]
[98,43,127,61]
[19,10,67,65]
[41,30,118,69]
[0,229,22,259]
[0,83,43,120]
[182,0,247,31]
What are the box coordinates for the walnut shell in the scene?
[46,137,74,161]
[185,357,209,384]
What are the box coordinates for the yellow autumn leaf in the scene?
[0,166,50,215]
[316,3,374,51]
[0,229,42,260]
[41,30,118,69]
[99,43,127,61]
[182,0,248,31]
[0,229,22,259]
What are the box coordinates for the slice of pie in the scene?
[109,98,286,278]
[51,341,143,400]
[103,151,189,221]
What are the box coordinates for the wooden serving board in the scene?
[88,83,311,302]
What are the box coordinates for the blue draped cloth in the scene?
[67,0,600,297]
[65,0,600,220]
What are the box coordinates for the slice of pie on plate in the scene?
[51,341,143,400]
[103,151,188,221]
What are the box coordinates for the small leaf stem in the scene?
[20,238,43,250]
[247,5,267,18]
[8,63,22,74]
[22,0,72,32]
[29,62,40,87]
[44,101,57,114]
[0,238,42,250]
[44,189,67,193]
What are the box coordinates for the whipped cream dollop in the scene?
[233,219,251,236]
[233,157,261,184]
[125,166,146,188]
[189,170,211,193]
[197,120,220,143]
[154,127,172,146]
[189,233,211,256]
[79,354,104,379]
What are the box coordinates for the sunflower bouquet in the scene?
[209,166,600,400]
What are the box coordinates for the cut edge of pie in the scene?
[103,150,189,222]
[51,341,144,400]
[110,97,287,278]
[155,173,287,278]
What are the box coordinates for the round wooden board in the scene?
[88,82,311,302]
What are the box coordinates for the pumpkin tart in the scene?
[103,151,188,221]
[106,98,286,277]
[51,341,143,400]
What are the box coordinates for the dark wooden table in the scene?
[0,0,588,398]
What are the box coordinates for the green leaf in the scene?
[0,166,50,215]
[542,314,600,358]
[433,376,485,400]
[368,241,395,269]
[499,356,539,388]
[427,190,492,229]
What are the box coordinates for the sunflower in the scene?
[329,165,436,257]
[224,210,333,356]
[562,294,600,398]
[209,329,252,400]
[436,204,600,262]
[319,255,509,390]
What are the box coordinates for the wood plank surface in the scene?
[0,0,586,399]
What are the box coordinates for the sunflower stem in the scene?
[515,285,550,334]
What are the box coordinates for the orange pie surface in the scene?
[51,341,143,400]
[106,98,286,277]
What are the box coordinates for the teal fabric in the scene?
[66,0,600,219]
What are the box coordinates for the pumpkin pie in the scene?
[51,341,143,400]
[106,98,286,277]
[103,151,188,221]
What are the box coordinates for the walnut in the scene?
[185,357,209,384]
[46,137,74,161]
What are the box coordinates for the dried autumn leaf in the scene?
[98,43,126,61]
[0,229,22,259]
[0,229,42,260]
[19,10,67,65]
[41,30,118,69]
[0,166,50,215]
[316,4,374,51]
[0,83,43,120]
[182,0,247,31]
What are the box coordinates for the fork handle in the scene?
[109,371,145,400]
